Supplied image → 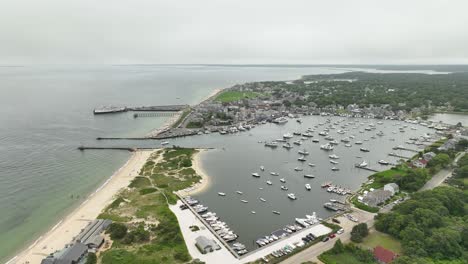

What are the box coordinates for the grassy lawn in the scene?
[367,166,408,189]
[215,90,259,102]
[320,252,371,264]
[361,231,402,254]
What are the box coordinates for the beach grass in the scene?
[99,148,201,264]
[215,90,259,102]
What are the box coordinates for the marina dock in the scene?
[175,192,240,259]
[388,152,411,159]
[354,164,379,172]
[392,146,420,153]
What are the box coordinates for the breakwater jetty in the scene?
[77,146,214,151]
[93,105,188,115]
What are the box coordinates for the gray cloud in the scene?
[1,0,468,64]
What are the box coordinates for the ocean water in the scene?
[0,65,349,262]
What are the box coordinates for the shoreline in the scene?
[179,149,212,197]
[12,150,155,264]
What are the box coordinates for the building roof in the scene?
[374,246,397,263]
[59,242,88,263]
[384,183,399,190]
[196,236,213,248]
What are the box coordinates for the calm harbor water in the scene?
[429,113,468,126]
[161,116,434,250]
[0,65,351,262]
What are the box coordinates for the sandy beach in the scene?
[11,150,155,264]
[179,149,212,197]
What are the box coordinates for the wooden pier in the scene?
[388,153,411,159]
[354,164,379,172]
[78,146,214,151]
[133,112,178,118]
[392,146,419,153]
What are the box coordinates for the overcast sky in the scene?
[1,0,468,64]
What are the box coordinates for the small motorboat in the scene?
[281,185,288,190]
[304,174,315,178]
[280,178,286,183]
[266,180,273,185]
[305,184,311,190]
[270,172,279,176]
[252,173,260,177]
[218,192,226,196]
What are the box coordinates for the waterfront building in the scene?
[195,236,220,254]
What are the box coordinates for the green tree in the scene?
[351,223,369,243]
[428,153,451,168]
[107,222,128,240]
[85,253,97,264]
[331,239,345,253]
[456,165,468,178]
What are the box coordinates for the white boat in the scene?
[283,143,293,149]
[252,173,260,177]
[272,211,281,215]
[293,140,302,145]
[378,160,390,165]
[161,141,170,145]
[270,172,279,176]
[241,200,248,203]
[298,149,309,155]
[360,147,370,152]
[305,184,311,190]
[283,133,293,139]
[312,139,319,143]
[266,180,273,185]
[330,160,339,164]
[251,211,256,214]
[236,191,243,195]
[281,185,288,191]
[355,141,363,145]
[318,131,328,136]
[345,143,352,147]
[260,166,265,171]
[358,160,368,167]
[294,167,303,171]
[288,193,297,200]
[308,163,316,167]
[218,192,226,196]
[320,144,334,151]
[298,156,306,162]
[304,174,315,178]
[331,167,339,171]
[280,178,286,183]
[329,154,340,159]
[273,117,288,124]
[265,142,278,148]
[259,198,266,202]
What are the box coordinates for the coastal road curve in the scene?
[419,151,465,192]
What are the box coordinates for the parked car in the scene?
[337,228,344,234]
[332,218,341,224]
[322,236,329,242]
[329,233,336,238]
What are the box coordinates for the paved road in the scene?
[419,151,465,191]
[280,208,375,264]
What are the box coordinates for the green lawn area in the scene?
[320,252,371,264]
[215,90,259,102]
[367,166,409,189]
[361,231,402,254]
